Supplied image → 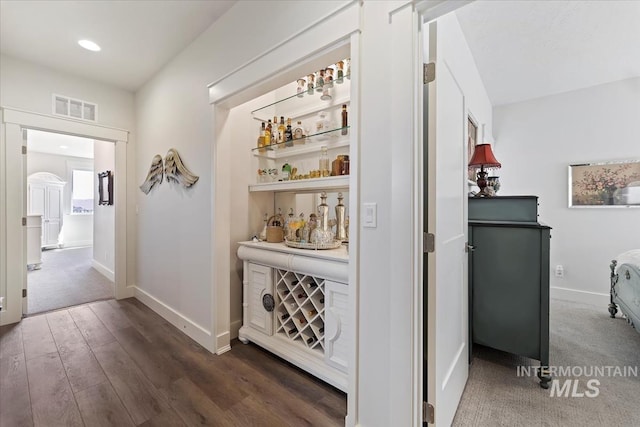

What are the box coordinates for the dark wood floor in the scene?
[0,298,346,426]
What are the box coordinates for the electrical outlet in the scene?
[555,265,564,278]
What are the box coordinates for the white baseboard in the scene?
[63,240,93,248]
[133,286,215,353]
[230,319,242,340]
[550,286,609,307]
[91,260,114,282]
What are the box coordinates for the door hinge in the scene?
[423,63,435,84]
[22,289,27,298]
[423,232,435,253]
[423,401,434,424]
[22,217,26,226]
[22,145,27,155]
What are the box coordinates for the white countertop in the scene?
[237,241,349,263]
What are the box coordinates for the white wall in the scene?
[0,53,137,288]
[494,77,640,305]
[27,151,93,247]
[134,0,353,346]
[93,140,115,280]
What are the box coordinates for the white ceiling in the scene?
[456,0,640,106]
[0,0,236,91]
[2,1,638,105]
[27,129,95,159]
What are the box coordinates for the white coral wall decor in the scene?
[139,149,199,194]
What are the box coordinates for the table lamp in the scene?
[469,143,501,197]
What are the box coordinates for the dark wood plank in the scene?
[74,382,135,427]
[109,326,184,390]
[89,300,132,332]
[108,298,159,342]
[92,340,169,425]
[46,310,90,356]
[226,395,292,427]
[26,352,83,427]
[60,346,108,393]
[138,408,187,427]
[21,316,57,360]
[68,305,115,349]
[0,322,24,360]
[0,353,33,427]
[214,352,342,427]
[160,377,238,427]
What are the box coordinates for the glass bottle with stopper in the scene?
[335,192,347,241]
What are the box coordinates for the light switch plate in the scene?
[363,203,377,228]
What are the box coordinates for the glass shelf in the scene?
[252,126,350,154]
[251,79,350,118]
[249,175,349,193]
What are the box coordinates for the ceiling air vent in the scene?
[52,94,98,122]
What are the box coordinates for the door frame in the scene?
[0,107,132,325]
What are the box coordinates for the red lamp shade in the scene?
[468,144,501,169]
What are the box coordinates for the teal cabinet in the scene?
[468,196,551,388]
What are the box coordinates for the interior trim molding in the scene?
[133,286,214,353]
[550,286,609,307]
[91,259,114,282]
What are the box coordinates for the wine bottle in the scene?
[299,316,307,324]
[278,116,286,145]
[297,293,306,299]
[320,297,325,304]
[306,336,316,344]
[266,120,273,146]
[281,313,290,320]
[341,104,348,135]
[288,327,297,335]
[319,327,325,334]
[285,118,293,147]
[308,309,317,316]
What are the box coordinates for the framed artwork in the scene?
[98,170,114,206]
[467,116,478,182]
[568,160,640,207]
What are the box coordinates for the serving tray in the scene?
[284,239,342,250]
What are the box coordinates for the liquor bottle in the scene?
[266,119,273,146]
[296,78,305,98]
[278,116,286,145]
[282,161,291,181]
[259,213,268,241]
[306,336,316,345]
[325,67,334,88]
[293,121,304,142]
[335,61,344,83]
[285,208,295,240]
[257,122,266,150]
[319,147,330,177]
[316,69,325,92]
[285,118,293,147]
[341,105,348,135]
[335,192,347,241]
[307,73,315,95]
[273,116,279,144]
[281,313,290,320]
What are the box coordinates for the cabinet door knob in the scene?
[465,243,475,252]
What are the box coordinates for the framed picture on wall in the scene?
[98,170,114,206]
[467,116,478,182]
[568,160,640,207]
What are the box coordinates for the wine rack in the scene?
[274,269,325,353]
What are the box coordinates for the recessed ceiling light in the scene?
[78,39,101,52]
[60,145,69,149]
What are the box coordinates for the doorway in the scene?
[25,129,115,315]
[0,107,131,326]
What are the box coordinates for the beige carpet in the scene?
[453,298,640,426]
[27,246,114,315]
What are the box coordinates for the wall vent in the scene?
[52,94,98,122]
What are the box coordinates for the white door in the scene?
[44,185,63,246]
[425,21,469,426]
